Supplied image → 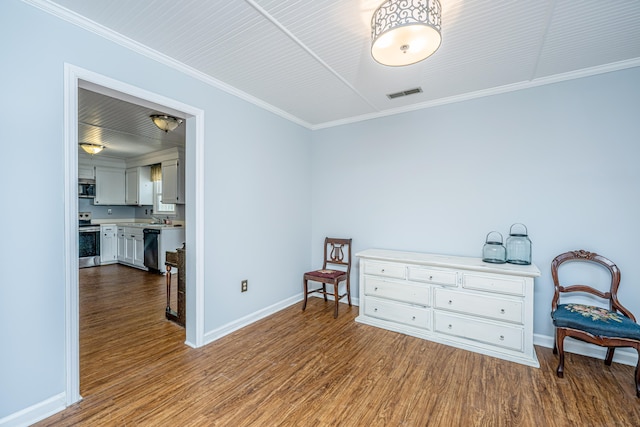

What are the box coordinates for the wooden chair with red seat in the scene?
[302,238,352,318]
[551,249,640,397]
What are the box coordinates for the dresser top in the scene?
[356,248,541,278]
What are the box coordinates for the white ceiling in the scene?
[33,0,640,135]
[78,88,186,160]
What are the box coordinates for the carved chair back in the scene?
[322,237,352,274]
[551,250,634,321]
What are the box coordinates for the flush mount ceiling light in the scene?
[79,143,105,155]
[150,114,183,133]
[371,0,442,67]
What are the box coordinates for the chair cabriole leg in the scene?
[556,328,565,378]
[605,347,615,366]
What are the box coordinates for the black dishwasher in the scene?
[143,228,161,273]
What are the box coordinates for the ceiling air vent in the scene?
[387,87,423,100]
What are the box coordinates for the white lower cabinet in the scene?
[119,227,147,270]
[117,227,126,262]
[100,224,117,265]
[356,249,540,367]
[133,232,145,267]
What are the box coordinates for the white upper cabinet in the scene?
[161,159,184,204]
[125,166,153,206]
[78,164,95,180]
[94,166,125,205]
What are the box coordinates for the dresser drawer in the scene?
[462,273,525,296]
[434,311,524,351]
[363,261,406,279]
[434,289,523,324]
[408,266,457,287]
[364,297,430,330]
[364,277,430,306]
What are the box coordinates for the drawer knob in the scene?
[381,269,385,273]
[500,309,505,314]
[429,275,433,280]
[375,287,378,291]
[499,335,505,341]
[448,300,453,305]
[374,308,378,312]
[448,324,452,329]
[412,316,416,321]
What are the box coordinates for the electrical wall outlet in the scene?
[241,280,248,292]
[107,209,112,215]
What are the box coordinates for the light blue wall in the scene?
[3,0,640,422]
[311,66,640,339]
[0,0,311,419]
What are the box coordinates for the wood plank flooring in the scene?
[35,264,640,426]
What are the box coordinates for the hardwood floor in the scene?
[36,264,640,426]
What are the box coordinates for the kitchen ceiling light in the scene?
[79,143,105,155]
[150,114,183,133]
[371,0,442,67]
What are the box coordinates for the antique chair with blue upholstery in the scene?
[551,250,640,397]
[302,238,352,318]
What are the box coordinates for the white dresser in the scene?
[356,249,541,367]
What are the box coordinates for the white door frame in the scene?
[63,64,206,405]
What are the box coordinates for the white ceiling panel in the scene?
[536,0,640,77]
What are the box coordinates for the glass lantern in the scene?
[506,223,532,265]
[482,231,507,264]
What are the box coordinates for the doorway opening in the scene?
[64,64,205,406]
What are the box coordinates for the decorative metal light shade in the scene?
[371,0,442,67]
[79,143,104,155]
[150,114,183,133]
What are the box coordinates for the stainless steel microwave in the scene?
[79,179,95,198]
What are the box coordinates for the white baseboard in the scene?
[203,293,360,346]
[534,333,638,367]
[0,393,66,427]
[203,294,302,345]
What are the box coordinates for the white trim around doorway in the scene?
[63,63,206,406]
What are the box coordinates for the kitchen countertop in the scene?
[95,222,184,229]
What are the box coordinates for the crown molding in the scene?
[311,58,640,130]
[21,0,640,132]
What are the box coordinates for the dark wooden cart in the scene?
[165,243,185,326]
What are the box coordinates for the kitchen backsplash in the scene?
[78,198,185,221]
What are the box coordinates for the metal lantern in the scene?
[482,231,507,264]
[506,223,532,265]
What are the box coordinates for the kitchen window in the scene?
[154,180,176,215]
[150,164,175,215]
